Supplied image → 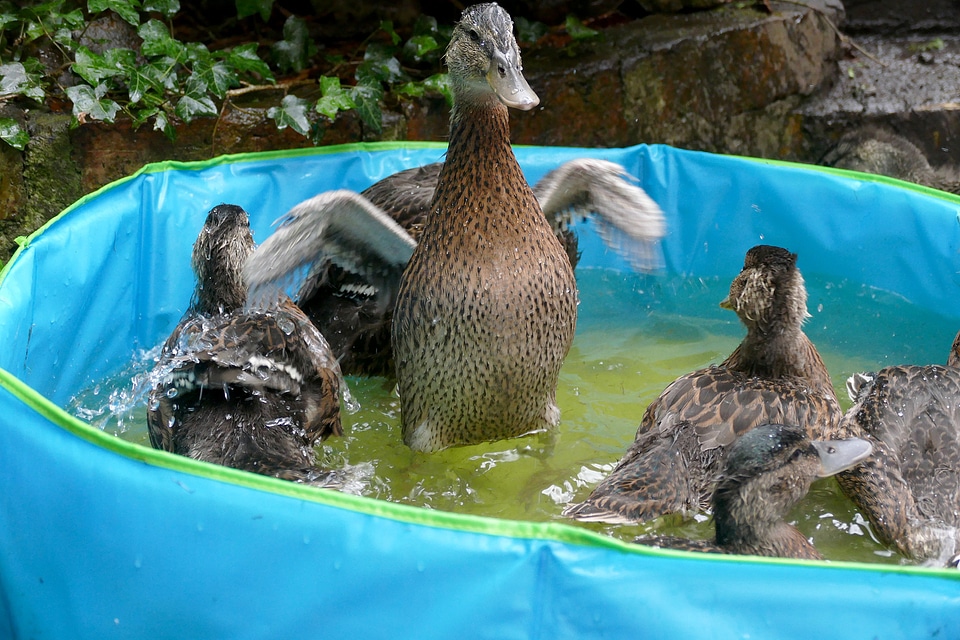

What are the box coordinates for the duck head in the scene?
[445,3,539,111]
[713,423,872,549]
[191,203,255,315]
[720,245,809,334]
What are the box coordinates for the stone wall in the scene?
[0,0,878,262]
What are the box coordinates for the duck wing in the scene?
[243,190,417,312]
[563,367,841,524]
[360,163,441,241]
[837,365,960,561]
[532,158,665,272]
[147,303,342,453]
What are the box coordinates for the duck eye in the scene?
[497,64,506,78]
[789,449,803,462]
[469,28,481,42]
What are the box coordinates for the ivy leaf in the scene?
[175,93,217,122]
[515,17,547,44]
[564,15,599,41]
[0,62,45,102]
[402,35,439,62]
[315,76,355,120]
[392,81,424,99]
[65,84,121,122]
[154,110,176,140]
[421,72,452,106]
[87,0,142,27]
[271,15,315,74]
[192,59,237,98]
[225,43,274,82]
[0,118,29,150]
[267,94,310,136]
[236,0,273,21]
[142,0,179,16]
[126,63,167,104]
[139,19,185,60]
[379,20,401,46]
[357,44,406,85]
[350,82,383,133]
[72,46,125,85]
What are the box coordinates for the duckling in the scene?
[835,332,960,565]
[821,127,960,194]
[245,3,664,452]
[146,204,342,483]
[564,245,843,523]
[636,423,872,559]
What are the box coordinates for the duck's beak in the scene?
[487,50,539,111]
[811,437,873,477]
[719,296,733,310]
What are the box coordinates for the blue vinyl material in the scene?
[0,143,958,639]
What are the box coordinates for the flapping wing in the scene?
[533,158,666,272]
[243,190,417,310]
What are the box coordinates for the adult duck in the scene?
[637,423,871,560]
[836,332,960,565]
[245,3,663,452]
[146,204,342,483]
[275,158,665,378]
[564,245,843,523]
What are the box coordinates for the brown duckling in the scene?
[835,332,960,565]
[564,245,843,524]
[146,204,342,483]
[637,423,872,560]
[245,4,663,452]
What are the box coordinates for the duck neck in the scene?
[192,249,249,316]
[714,485,819,559]
[435,96,533,222]
[724,325,834,397]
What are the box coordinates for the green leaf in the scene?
[392,81,424,99]
[87,0,142,26]
[225,43,274,82]
[357,44,406,85]
[350,83,382,133]
[0,62,45,102]
[72,46,125,85]
[142,0,179,16]
[564,15,599,41]
[268,94,310,135]
[65,84,121,122]
[421,72,452,105]
[153,110,176,140]
[0,117,29,150]
[271,15,315,74]
[175,93,217,122]
[515,17,547,44]
[379,20,400,46]
[315,76,355,120]
[139,19,185,59]
[126,63,166,103]
[236,0,272,21]
[402,35,439,62]
[193,60,237,98]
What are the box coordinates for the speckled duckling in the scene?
[146,204,342,482]
[835,331,960,565]
[564,245,843,524]
[637,423,872,560]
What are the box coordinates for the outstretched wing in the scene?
[243,190,417,311]
[533,158,666,272]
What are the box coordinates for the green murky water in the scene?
[69,269,959,566]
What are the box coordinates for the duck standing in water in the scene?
[637,423,872,560]
[835,333,960,565]
[245,3,665,452]
[146,204,342,483]
[564,245,843,523]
